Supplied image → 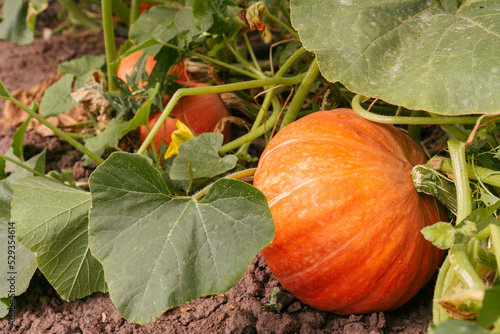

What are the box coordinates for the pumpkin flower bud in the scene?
[164,120,195,159]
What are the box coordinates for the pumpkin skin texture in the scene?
[138,82,230,155]
[253,109,446,314]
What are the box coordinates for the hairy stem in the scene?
[10,99,104,164]
[352,94,484,125]
[136,74,306,155]
[449,244,485,290]
[448,140,472,223]
[429,156,500,188]
[280,58,319,129]
[102,0,118,91]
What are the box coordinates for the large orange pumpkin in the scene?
[253,108,446,314]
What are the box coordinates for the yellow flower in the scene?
[164,120,195,159]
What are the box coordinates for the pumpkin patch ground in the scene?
[0,29,437,334]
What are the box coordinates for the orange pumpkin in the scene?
[138,82,230,155]
[117,51,192,87]
[253,108,446,314]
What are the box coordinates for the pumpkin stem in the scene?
[412,165,457,215]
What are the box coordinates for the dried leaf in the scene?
[71,73,111,124]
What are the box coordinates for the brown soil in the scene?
[0,14,436,334]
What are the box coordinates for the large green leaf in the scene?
[0,153,45,301]
[11,177,107,301]
[290,0,500,115]
[88,152,274,324]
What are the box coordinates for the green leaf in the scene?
[421,222,456,249]
[477,284,500,329]
[58,55,106,88]
[0,0,34,45]
[192,0,238,34]
[290,0,500,115]
[170,133,238,180]
[120,86,158,135]
[83,118,130,164]
[430,319,486,334]
[162,156,209,196]
[11,177,107,301]
[0,153,45,301]
[129,4,212,48]
[0,297,10,318]
[11,115,32,161]
[85,85,158,164]
[39,74,78,117]
[460,202,500,232]
[58,55,106,77]
[29,0,48,13]
[88,152,274,324]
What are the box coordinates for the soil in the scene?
[0,7,437,334]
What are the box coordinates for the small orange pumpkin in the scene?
[117,51,192,87]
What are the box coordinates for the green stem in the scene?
[223,96,283,154]
[235,46,308,156]
[193,168,257,200]
[432,256,452,324]
[265,11,299,39]
[491,224,500,271]
[159,42,261,79]
[476,224,492,243]
[244,33,264,76]
[58,0,100,30]
[223,34,262,77]
[102,0,118,91]
[408,110,425,143]
[352,94,482,125]
[10,99,104,164]
[136,74,306,155]
[476,244,497,269]
[411,165,457,214]
[449,244,485,289]
[439,123,469,142]
[0,153,46,178]
[430,156,500,188]
[129,0,140,25]
[280,58,319,129]
[448,140,472,223]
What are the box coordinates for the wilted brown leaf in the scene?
[1,72,91,137]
